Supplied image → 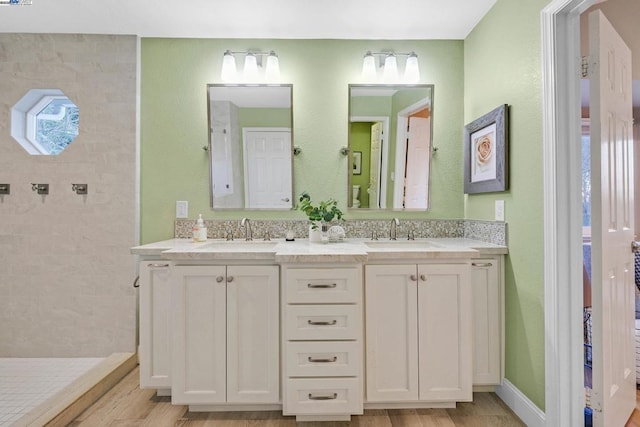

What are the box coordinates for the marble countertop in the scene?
[131,237,507,262]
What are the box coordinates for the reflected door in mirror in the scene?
[208,84,293,210]
[348,85,433,211]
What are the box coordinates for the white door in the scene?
[404,116,430,209]
[171,266,227,405]
[417,263,472,402]
[589,10,636,427]
[364,264,419,401]
[243,129,292,209]
[368,122,382,208]
[226,266,280,403]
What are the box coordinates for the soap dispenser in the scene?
[193,214,207,242]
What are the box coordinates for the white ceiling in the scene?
[0,0,497,39]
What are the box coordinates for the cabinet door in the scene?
[471,258,501,385]
[226,266,280,403]
[171,265,227,405]
[365,265,418,402]
[139,261,172,389]
[417,263,472,402]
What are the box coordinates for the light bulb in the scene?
[362,51,377,83]
[404,52,420,84]
[243,53,259,82]
[265,51,280,83]
[382,54,398,83]
[220,50,237,82]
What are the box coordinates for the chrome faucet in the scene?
[240,217,252,241]
[389,218,400,240]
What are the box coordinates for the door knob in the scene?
[216,276,224,283]
[227,276,234,283]
[409,274,417,281]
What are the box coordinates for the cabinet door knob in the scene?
[216,276,224,283]
[409,274,417,281]
[420,274,426,281]
[227,276,234,283]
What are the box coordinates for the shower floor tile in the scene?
[0,357,103,427]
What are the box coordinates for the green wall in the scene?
[464,0,549,410]
[141,27,550,412]
[238,107,291,128]
[141,38,464,243]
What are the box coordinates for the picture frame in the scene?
[352,151,362,175]
[463,104,509,194]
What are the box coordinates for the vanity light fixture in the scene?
[220,50,281,83]
[361,51,420,84]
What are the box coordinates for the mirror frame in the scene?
[347,84,434,211]
[207,83,294,210]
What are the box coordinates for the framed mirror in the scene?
[207,84,293,210]
[348,84,434,210]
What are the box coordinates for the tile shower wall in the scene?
[0,34,137,356]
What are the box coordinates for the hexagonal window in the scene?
[11,89,79,155]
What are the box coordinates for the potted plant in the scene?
[296,192,344,241]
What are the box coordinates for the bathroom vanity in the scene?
[132,236,506,422]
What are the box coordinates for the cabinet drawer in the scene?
[285,268,361,304]
[285,305,361,340]
[286,341,361,377]
[285,378,362,415]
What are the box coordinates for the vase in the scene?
[309,224,322,242]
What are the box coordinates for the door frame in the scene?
[350,116,390,208]
[542,1,597,426]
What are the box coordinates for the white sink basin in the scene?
[364,240,441,249]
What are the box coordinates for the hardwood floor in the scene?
[68,366,525,426]
[625,390,640,427]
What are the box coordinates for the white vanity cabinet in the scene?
[171,264,280,406]
[281,265,364,421]
[138,260,172,391]
[471,256,503,386]
[365,262,472,403]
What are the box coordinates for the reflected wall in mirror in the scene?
[348,84,433,210]
[208,84,293,210]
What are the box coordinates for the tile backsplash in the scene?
[175,218,507,246]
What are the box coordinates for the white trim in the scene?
[350,116,390,209]
[541,1,595,426]
[496,379,545,427]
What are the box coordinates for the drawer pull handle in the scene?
[308,356,338,363]
[308,393,337,401]
[147,263,169,268]
[472,262,493,268]
[307,319,337,326]
[216,276,224,283]
[308,283,337,289]
[410,274,417,281]
[419,274,426,281]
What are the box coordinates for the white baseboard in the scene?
[496,378,546,427]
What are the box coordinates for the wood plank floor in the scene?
[68,366,526,426]
[624,390,640,427]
